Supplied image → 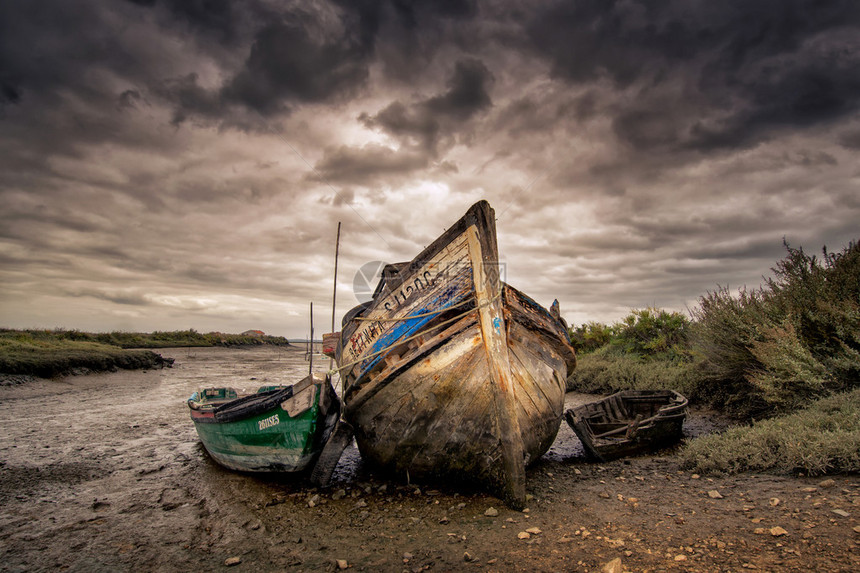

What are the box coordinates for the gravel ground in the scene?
[1,346,857,572]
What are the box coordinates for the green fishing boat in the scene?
[187,374,340,473]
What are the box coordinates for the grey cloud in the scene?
[313,144,431,185]
[362,58,493,148]
[320,58,493,184]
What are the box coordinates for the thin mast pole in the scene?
[308,301,314,377]
[330,222,341,371]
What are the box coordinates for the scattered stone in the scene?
[439,516,449,524]
[770,526,789,537]
[525,527,542,535]
[463,551,474,562]
[517,531,531,540]
[599,492,610,499]
[708,490,723,499]
[832,509,850,517]
[484,507,499,517]
[336,559,348,570]
[331,489,346,501]
[852,526,860,534]
[691,474,701,479]
[769,497,781,507]
[601,557,622,573]
[308,494,320,508]
[819,479,836,489]
[403,552,413,561]
[225,556,241,566]
[674,554,687,561]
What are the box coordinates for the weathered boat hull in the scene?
[334,201,576,506]
[564,389,688,462]
[188,375,340,473]
[347,286,571,489]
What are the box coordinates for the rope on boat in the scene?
[351,294,476,321]
[325,291,501,377]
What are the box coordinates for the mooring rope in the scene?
[326,291,502,376]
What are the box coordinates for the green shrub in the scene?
[612,307,691,361]
[680,388,860,476]
[568,321,615,354]
[691,240,860,419]
[764,241,860,388]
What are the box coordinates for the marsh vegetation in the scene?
[568,240,860,477]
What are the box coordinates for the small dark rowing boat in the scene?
[564,389,688,461]
[326,201,576,507]
[188,374,340,473]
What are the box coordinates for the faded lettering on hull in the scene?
[341,228,475,367]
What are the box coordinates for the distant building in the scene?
[241,329,265,337]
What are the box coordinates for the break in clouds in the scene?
[1,0,859,336]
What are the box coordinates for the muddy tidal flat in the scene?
[1,346,858,572]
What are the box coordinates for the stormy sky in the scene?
[2,0,859,338]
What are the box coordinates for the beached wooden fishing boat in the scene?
[326,201,576,507]
[564,390,688,462]
[187,374,340,473]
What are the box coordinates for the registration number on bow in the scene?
[258,414,280,431]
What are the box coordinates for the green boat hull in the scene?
[188,375,340,473]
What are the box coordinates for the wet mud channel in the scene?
[1,346,858,572]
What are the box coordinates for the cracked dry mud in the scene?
[1,346,858,572]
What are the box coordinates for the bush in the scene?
[612,307,691,362]
[692,240,860,419]
[568,321,614,354]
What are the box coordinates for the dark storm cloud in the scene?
[527,0,860,152]
[149,1,383,124]
[221,16,372,115]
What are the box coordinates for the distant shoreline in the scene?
[0,329,293,382]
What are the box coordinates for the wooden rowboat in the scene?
[564,389,688,462]
[327,201,576,507]
[187,374,340,473]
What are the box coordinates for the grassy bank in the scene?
[8,328,293,349]
[0,334,172,378]
[0,328,290,378]
[566,239,860,477]
[680,388,860,476]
